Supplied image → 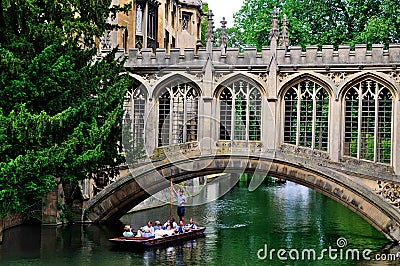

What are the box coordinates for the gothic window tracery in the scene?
[283,80,329,151]
[158,82,199,146]
[123,85,147,159]
[218,80,262,141]
[101,30,112,50]
[344,79,392,163]
[182,14,190,31]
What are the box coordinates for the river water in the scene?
[0,177,396,265]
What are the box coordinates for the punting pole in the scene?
[170,177,172,219]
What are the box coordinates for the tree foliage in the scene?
[0,0,133,219]
[230,0,400,50]
[201,2,209,46]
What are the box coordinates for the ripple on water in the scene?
[217,223,248,229]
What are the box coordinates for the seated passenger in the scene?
[137,220,155,238]
[154,224,165,238]
[163,217,177,229]
[185,218,197,231]
[162,219,169,229]
[123,225,134,237]
[164,224,175,236]
[153,220,162,231]
[176,220,185,234]
[155,224,175,238]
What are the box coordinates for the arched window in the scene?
[136,4,143,33]
[344,79,392,163]
[158,82,199,146]
[123,85,146,158]
[218,80,262,141]
[284,80,329,151]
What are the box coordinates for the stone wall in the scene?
[42,182,64,225]
[0,214,23,243]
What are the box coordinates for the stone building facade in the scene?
[99,0,203,54]
[120,10,400,177]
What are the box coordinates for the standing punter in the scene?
[173,187,187,222]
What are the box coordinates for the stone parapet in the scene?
[277,44,400,67]
[278,144,397,182]
[124,44,400,69]
[125,47,273,68]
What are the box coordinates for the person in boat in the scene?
[175,220,185,234]
[153,221,162,231]
[122,225,134,237]
[162,219,170,229]
[185,218,197,231]
[163,217,177,229]
[164,224,175,236]
[154,223,166,238]
[137,220,155,238]
[170,217,178,228]
[154,223,176,238]
[173,187,188,222]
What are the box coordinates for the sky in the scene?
[205,0,244,28]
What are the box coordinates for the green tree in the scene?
[201,2,209,46]
[232,0,276,49]
[230,0,400,50]
[0,0,136,220]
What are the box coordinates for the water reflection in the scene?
[140,239,203,266]
[0,178,393,266]
[0,225,41,261]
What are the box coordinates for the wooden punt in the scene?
[108,227,206,248]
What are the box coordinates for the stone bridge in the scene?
[85,141,400,241]
[84,12,400,241]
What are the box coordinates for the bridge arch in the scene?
[84,154,400,241]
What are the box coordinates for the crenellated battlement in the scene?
[124,47,273,68]
[277,44,400,68]
[124,44,400,69]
